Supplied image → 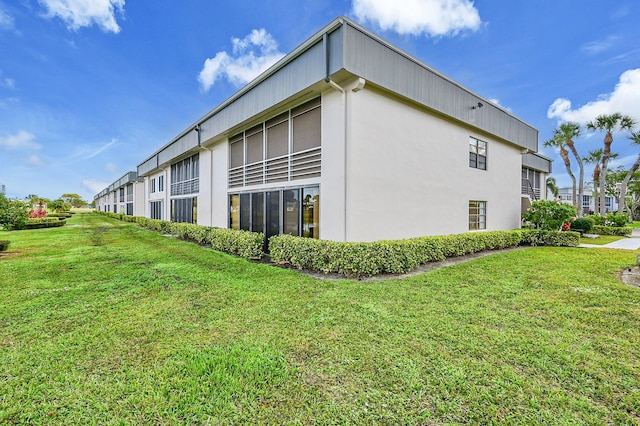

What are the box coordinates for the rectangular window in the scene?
[246,125,264,164]
[292,101,321,153]
[469,137,487,170]
[158,175,164,192]
[170,154,200,196]
[150,200,163,220]
[251,192,264,233]
[240,193,251,231]
[171,197,197,223]
[469,201,487,230]
[229,194,240,230]
[302,187,320,238]
[266,113,289,159]
[283,189,300,236]
[151,178,156,194]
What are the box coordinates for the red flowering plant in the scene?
[522,200,577,231]
[29,209,47,218]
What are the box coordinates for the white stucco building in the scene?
[94,171,144,217]
[95,17,551,243]
[557,187,617,214]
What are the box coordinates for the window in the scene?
[582,195,590,208]
[229,186,319,242]
[171,154,200,196]
[158,175,164,192]
[171,197,197,223]
[469,201,486,230]
[469,137,487,170]
[151,178,156,193]
[150,201,163,220]
[119,187,125,202]
[229,98,321,188]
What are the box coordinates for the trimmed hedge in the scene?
[270,230,580,277]
[593,225,633,236]
[0,240,10,251]
[18,219,67,230]
[97,212,263,260]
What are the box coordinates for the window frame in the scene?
[469,200,487,231]
[469,137,487,170]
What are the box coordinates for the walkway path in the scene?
[579,228,640,250]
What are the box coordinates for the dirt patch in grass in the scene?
[0,251,21,260]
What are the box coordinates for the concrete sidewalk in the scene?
[579,228,640,250]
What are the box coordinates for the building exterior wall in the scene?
[329,83,521,242]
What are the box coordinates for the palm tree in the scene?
[544,132,577,210]
[557,122,584,215]
[546,176,559,199]
[586,113,635,215]
[618,131,640,219]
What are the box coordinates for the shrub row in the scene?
[19,219,67,230]
[97,212,263,259]
[270,230,579,277]
[0,240,10,251]
[47,213,72,219]
[593,225,633,236]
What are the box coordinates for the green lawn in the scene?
[579,234,625,245]
[1,214,640,424]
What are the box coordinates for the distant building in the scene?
[0,183,5,195]
[557,187,618,214]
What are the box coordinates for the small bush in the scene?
[570,217,595,233]
[593,225,632,236]
[520,229,580,247]
[605,212,628,227]
[0,240,10,251]
[523,200,577,231]
[89,228,107,246]
[587,214,605,225]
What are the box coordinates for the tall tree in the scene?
[544,133,577,210]
[546,176,559,199]
[586,113,635,215]
[618,131,640,219]
[557,122,584,215]
[61,193,86,208]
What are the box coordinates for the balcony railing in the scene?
[229,147,321,188]
[522,178,540,200]
[171,178,199,196]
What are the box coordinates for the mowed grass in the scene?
[1,214,640,424]
[579,234,625,245]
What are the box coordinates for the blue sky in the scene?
[1,0,639,201]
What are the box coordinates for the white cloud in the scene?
[547,68,640,124]
[0,5,15,31]
[0,70,16,89]
[0,130,42,150]
[198,28,285,92]
[105,162,117,172]
[351,0,482,37]
[581,35,619,55]
[82,178,109,194]
[26,154,46,167]
[39,0,125,33]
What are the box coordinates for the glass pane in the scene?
[293,107,321,152]
[246,130,264,164]
[267,120,289,159]
[251,192,264,233]
[229,194,240,230]
[302,187,320,238]
[469,152,477,168]
[240,193,250,231]
[283,189,300,236]
[230,139,244,168]
[266,191,281,239]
